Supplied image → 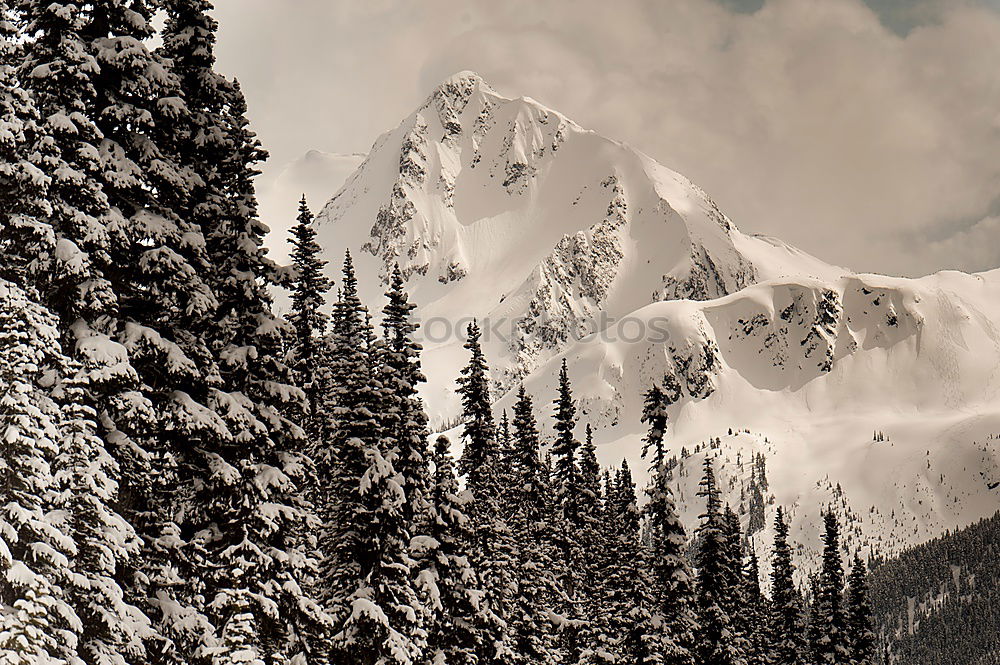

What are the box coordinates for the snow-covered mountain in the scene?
[315,71,840,409]
[313,71,1000,565]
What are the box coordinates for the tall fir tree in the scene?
[809,512,851,665]
[457,320,499,497]
[695,457,746,665]
[0,2,52,289]
[769,507,805,665]
[845,556,875,665]
[287,194,331,410]
[641,398,697,665]
[455,321,515,663]
[742,547,770,665]
[378,264,431,525]
[552,359,580,519]
[318,251,381,605]
[418,435,491,665]
[509,386,560,664]
[0,281,82,665]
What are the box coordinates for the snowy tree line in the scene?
[0,1,876,663]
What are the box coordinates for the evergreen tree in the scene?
[378,264,431,526]
[810,512,850,665]
[455,321,515,663]
[332,441,426,665]
[287,194,331,408]
[695,457,745,665]
[509,386,559,664]
[742,548,770,665]
[0,3,52,289]
[0,281,81,665]
[641,410,697,665]
[845,555,875,665]
[641,383,669,468]
[456,320,498,497]
[418,435,490,664]
[769,507,805,665]
[579,423,601,518]
[552,359,580,519]
[319,251,381,605]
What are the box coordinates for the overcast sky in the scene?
[211,0,1000,277]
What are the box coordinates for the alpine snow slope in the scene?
[313,71,1000,566]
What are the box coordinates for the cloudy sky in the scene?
[211,0,1000,277]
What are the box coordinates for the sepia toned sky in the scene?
[211,0,1000,277]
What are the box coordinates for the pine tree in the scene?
[641,383,669,468]
[418,435,490,665]
[455,321,515,663]
[17,0,118,322]
[0,281,80,665]
[769,507,805,665]
[579,424,601,518]
[320,251,382,607]
[552,359,580,519]
[695,457,745,665]
[287,194,332,409]
[55,364,154,664]
[456,321,498,497]
[0,4,52,289]
[640,406,697,665]
[845,555,875,665]
[332,441,426,665]
[810,512,851,665]
[742,548,770,665]
[378,264,431,526]
[508,386,559,664]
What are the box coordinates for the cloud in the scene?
[212,0,1000,277]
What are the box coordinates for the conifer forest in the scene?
[0,2,995,664]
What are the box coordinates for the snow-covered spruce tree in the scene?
[640,383,669,468]
[54,361,154,665]
[0,281,80,665]
[17,2,218,658]
[640,388,696,665]
[809,512,850,665]
[331,441,426,665]
[575,422,608,664]
[16,0,118,323]
[378,264,431,527]
[549,359,586,660]
[318,251,380,598]
[552,359,580,522]
[455,322,516,663]
[769,507,805,665]
[742,548,770,665]
[723,506,748,629]
[418,435,491,665]
[0,4,53,289]
[508,386,560,665]
[695,457,746,665]
[845,555,875,665]
[287,195,332,411]
[457,320,498,496]
[163,4,330,658]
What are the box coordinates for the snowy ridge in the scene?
[501,268,1000,564]
[314,71,839,407]
[313,71,1000,561]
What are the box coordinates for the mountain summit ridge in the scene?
[314,70,841,400]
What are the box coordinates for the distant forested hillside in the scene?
[871,510,1000,664]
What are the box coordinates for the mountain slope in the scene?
[502,268,1000,564]
[314,71,842,413]
[312,71,1000,563]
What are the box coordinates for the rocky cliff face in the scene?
[314,71,822,402]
